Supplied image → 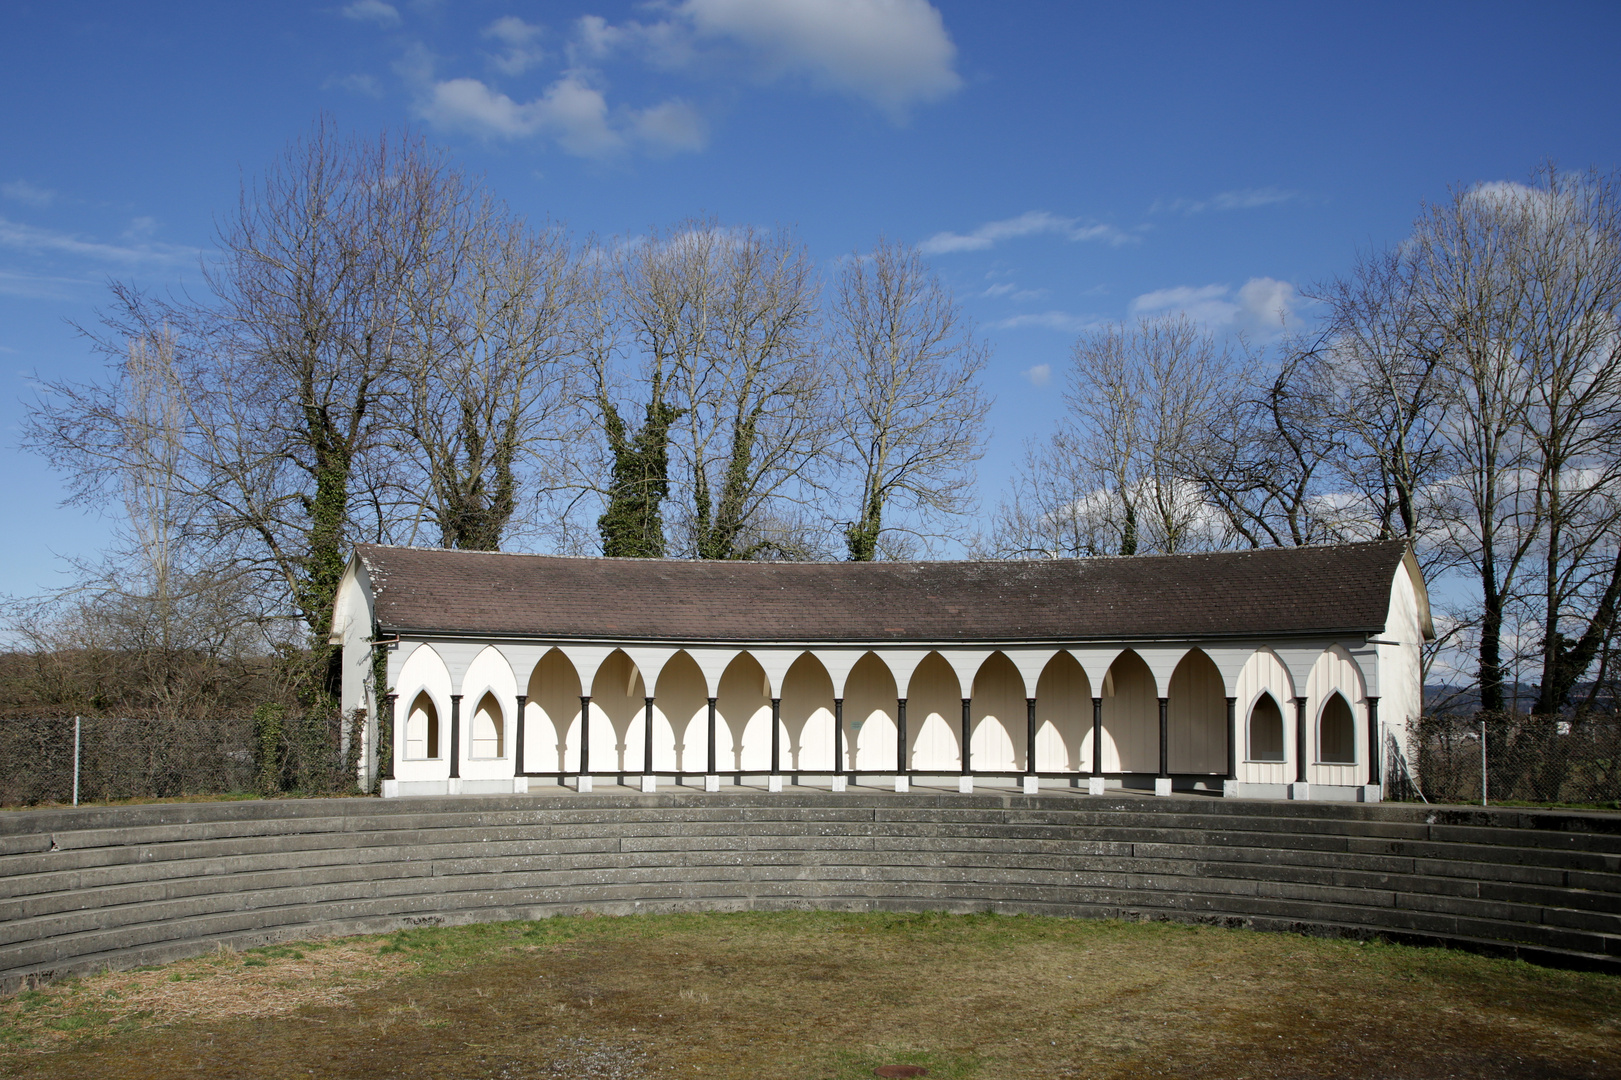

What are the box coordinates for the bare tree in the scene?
[982,432,1113,558]
[396,189,583,552]
[987,316,1232,559]
[26,123,455,696]
[591,224,713,558]
[1412,167,1621,717]
[1182,343,1356,549]
[830,239,990,560]
[1308,248,1451,545]
[663,223,831,560]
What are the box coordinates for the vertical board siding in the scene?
[1036,653,1091,772]
[1168,650,1226,773]
[1103,652,1158,772]
[1236,649,1293,786]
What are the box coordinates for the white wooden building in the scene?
[331,540,1431,801]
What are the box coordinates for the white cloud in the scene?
[1153,186,1301,215]
[572,14,627,61]
[991,311,1104,333]
[2,180,55,208]
[0,216,191,265]
[1131,283,1235,324]
[675,0,961,121]
[1130,276,1299,335]
[420,74,707,158]
[0,268,93,300]
[326,73,384,97]
[630,99,709,154]
[1024,363,1052,386]
[920,211,1134,255]
[420,74,624,158]
[342,0,400,26]
[483,16,547,75]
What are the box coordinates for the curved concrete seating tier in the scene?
[1,792,1617,994]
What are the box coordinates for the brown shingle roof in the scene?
[354,540,1413,645]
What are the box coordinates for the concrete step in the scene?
[1,794,1615,988]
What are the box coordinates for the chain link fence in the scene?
[0,709,365,807]
[1406,712,1621,807]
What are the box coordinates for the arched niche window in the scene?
[1318,693,1356,764]
[405,692,440,760]
[470,691,505,759]
[1248,694,1285,762]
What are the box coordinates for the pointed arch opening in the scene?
[907,652,963,771]
[845,651,898,771]
[781,652,835,772]
[971,651,1025,772]
[1318,693,1356,764]
[656,650,708,774]
[1034,651,1090,772]
[1168,649,1225,773]
[1248,693,1286,762]
[470,691,504,759]
[1100,650,1157,773]
[589,649,646,773]
[717,651,772,772]
[404,691,440,760]
[525,647,582,774]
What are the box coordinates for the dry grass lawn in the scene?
[1,911,1617,1079]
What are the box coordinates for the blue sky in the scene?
[3,0,1620,599]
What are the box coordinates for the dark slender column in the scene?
[449,694,462,779]
[514,694,527,777]
[1295,697,1309,783]
[579,695,591,774]
[896,698,908,774]
[771,698,782,774]
[1091,697,1103,776]
[1366,697,1381,784]
[1225,697,1237,780]
[644,697,655,773]
[960,698,972,772]
[1157,697,1169,778]
[834,698,845,773]
[382,693,397,781]
[707,697,718,775]
[1026,698,1038,775]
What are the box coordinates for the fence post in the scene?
[72,716,81,806]
[1481,718,1489,806]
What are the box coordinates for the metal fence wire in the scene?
[0,711,363,807]
[1412,712,1621,806]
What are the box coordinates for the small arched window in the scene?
[405,692,439,759]
[1248,694,1285,762]
[1318,693,1356,764]
[471,691,505,759]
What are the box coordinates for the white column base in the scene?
[1021,775,1039,795]
[381,779,400,799]
[640,774,658,794]
[895,775,910,793]
[1221,779,1240,798]
[1086,776,1107,795]
[573,775,593,793]
[447,778,464,795]
[1359,783,1382,803]
[1289,781,1311,800]
[767,774,783,793]
[704,774,721,793]
[831,775,848,792]
[513,776,529,794]
[1153,777,1173,797]
[957,775,973,794]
